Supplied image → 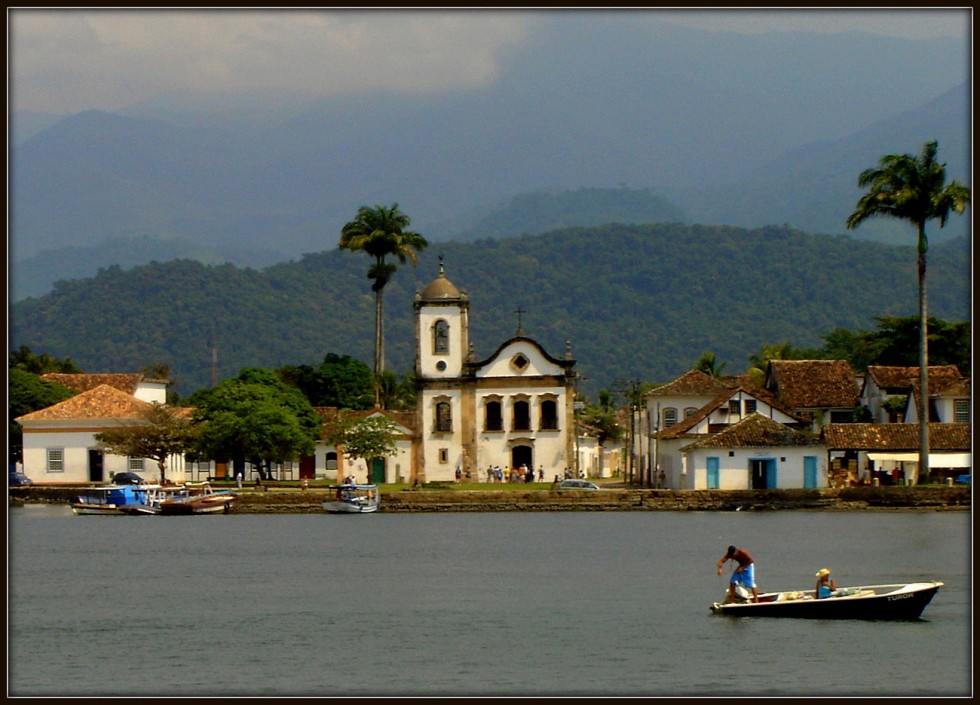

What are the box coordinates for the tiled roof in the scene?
[821,423,971,451]
[655,387,801,440]
[866,365,961,391]
[17,384,152,422]
[314,407,416,437]
[767,359,860,409]
[646,369,731,398]
[681,413,821,451]
[40,373,145,395]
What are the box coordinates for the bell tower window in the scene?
[433,319,450,354]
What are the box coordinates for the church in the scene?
[412,261,579,483]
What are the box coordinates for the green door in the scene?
[370,457,386,483]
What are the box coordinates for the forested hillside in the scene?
[9,223,970,397]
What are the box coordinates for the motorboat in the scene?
[322,484,380,514]
[70,484,157,515]
[158,482,237,515]
[117,484,189,515]
[709,581,943,620]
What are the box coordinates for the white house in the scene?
[41,372,168,404]
[764,359,861,431]
[651,384,804,489]
[17,383,189,484]
[679,413,827,490]
[861,365,963,423]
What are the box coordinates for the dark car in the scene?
[8,472,33,487]
[112,472,147,485]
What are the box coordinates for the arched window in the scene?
[513,399,531,431]
[684,407,699,418]
[326,452,338,470]
[433,319,449,354]
[663,408,678,428]
[540,398,558,430]
[435,401,453,432]
[485,399,503,431]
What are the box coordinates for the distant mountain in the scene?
[9,18,969,300]
[9,223,970,399]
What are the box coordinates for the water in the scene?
[8,506,972,697]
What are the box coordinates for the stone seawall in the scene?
[11,485,969,513]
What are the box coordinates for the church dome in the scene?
[419,261,464,301]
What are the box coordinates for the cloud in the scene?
[9,9,533,113]
[9,8,969,115]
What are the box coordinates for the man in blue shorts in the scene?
[717,545,758,603]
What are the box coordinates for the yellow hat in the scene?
[815,568,832,578]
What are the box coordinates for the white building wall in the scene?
[685,447,827,489]
[133,381,168,404]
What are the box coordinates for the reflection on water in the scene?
[8,506,971,696]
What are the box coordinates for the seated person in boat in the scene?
[717,545,758,603]
[814,568,837,598]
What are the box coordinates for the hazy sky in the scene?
[8,8,971,114]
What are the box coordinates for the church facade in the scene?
[413,263,578,483]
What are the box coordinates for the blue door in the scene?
[707,457,720,489]
[804,456,817,488]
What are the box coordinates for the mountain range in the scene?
[9,18,970,301]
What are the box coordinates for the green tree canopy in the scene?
[190,367,322,480]
[94,403,197,484]
[9,345,82,374]
[324,414,399,464]
[278,353,375,409]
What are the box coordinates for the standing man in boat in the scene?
[717,545,759,603]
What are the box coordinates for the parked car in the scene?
[558,479,600,490]
[112,472,147,485]
[8,472,33,487]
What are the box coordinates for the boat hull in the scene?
[159,496,235,515]
[321,501,379,514]
[710,582,942,620]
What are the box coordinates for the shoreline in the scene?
[10,485,970,513]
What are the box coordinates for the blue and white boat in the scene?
[322,484,380,514]
[70,484,158,515]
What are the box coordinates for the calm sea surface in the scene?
[7,505,972,697]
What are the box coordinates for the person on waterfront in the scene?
[538,465,545,482]
[814,568,837,599]
[717,545,758,603]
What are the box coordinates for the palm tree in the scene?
[339,203,428,407]
[846,140,970,484]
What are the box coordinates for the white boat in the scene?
[158,482,237,515]
[322,484,380,514]
[710,581,943,620]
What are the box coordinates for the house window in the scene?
[438,448,449,464]
[485,400,503,431]
[663,408,678,428]
[128,457,145,471]
[433,319,449,354]
[326,452,338,470]
[954,399,969,423]
[46,448,64,473]
[540,399,558,430]
[744,399,757,414]
[684,407,698,418]
[729,400,740,415]
[513,400,531,431]
[435,401,453,432]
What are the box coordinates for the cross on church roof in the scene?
[515,306,525,336]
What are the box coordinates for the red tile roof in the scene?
[767,360,860,409]
[866,365,962,391]
[646,369,731,398]
[17,384,152,422]
[681,413,821,451]
[40,373,145,395]
[821,423,971,451]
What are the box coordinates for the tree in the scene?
[190,368,322,481]
[376,370,417,411]
[8,368,76,464]
[324,414,399,481]
[278,354,375,409]
[846,141,970,483]
[338,203,428,407]
[94,403,197,484]
[9,346,82,374]
[694,351,726,379]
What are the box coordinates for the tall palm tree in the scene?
[846,141,970,484]
[339,203,428,407]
